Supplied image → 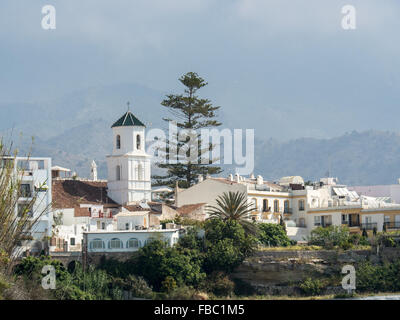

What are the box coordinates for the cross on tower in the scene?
[127,101,131,111]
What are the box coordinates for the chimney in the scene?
[257,175,263,185]
[228,174,233,181]
[235,173,240,183]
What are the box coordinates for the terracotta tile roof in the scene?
[123,205,148,212]
[52,179,117,209]
[176,203,206,215]
[74,207,91,217]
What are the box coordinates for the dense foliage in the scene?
[14,256,125,300]
[307,225,369,249]
[257,223,292,247]
[10,216,257,299]
[356,260,400,293]
[132,240,206,291]
[203,219,256,273]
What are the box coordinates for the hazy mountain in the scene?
[254,130,400,186]
[1,84,400,185]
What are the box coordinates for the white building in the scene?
[176,174,400,241]
[106,111,152,205]
[349,181,400,204]
[10,157,53,254]
[83,229,180,253]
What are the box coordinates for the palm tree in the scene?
[206,191,258,235]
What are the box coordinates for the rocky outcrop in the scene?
[233,248,399,295]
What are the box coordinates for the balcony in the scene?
[384,222,400,230]
[360,222,378,231]
[342,221,360,227]
[92,211,113,219]
[283,208,292,214]
[314,222,332,228]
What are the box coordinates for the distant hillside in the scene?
[1,84,400,185]
[254,130,400,186]
[25,129,400,186]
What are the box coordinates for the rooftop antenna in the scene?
[127,101,131,112]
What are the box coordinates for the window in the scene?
[127,238,140,248]
[17,204,32,218]
[102,222,106,230]
[116,165,121,181]
[314,216,321,226]
[274,200,279,213]
[108,238,123,249]
[284,200,290,213]
[263,199,268,212]
[136,135,141,150]
[138,163,143,181]
[299,200,305,211]
[70,238,75,246]
[20,184,32,197]
[89,239,105,250]
[116,135,121,149]
[125,223,130,230]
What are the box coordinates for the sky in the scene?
[0,0,399,140]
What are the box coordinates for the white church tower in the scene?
[106,109,151,205]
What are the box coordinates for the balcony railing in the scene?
[384,222,400,230]
[342,221,361,227]
[283,208,292,214]
[314,222,332,228]
[92,212,113,219]
[360,222,378,230]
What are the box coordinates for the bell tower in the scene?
[106,106,151,205]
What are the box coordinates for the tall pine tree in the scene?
[152,72,222,189]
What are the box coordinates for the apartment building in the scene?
[176,174,400,241]
[2,157,53,255]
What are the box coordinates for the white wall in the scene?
[107,124,152,205]
[17,157,52,240]
[176,179,246,207]
[85,230,180,252]
[116,214,148,230]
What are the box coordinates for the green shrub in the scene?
[356,260,400,293]
[162,285,200,300]
[113,274,154,299]
[339,241,353,250]
[201,272,235,297]
[349,233,369,246]
[203,219,256,274]
[161,276,177,293]
[299,277,325,296]
[257,223,292,247]
[133,240,206,291]
[308,226,350,249]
